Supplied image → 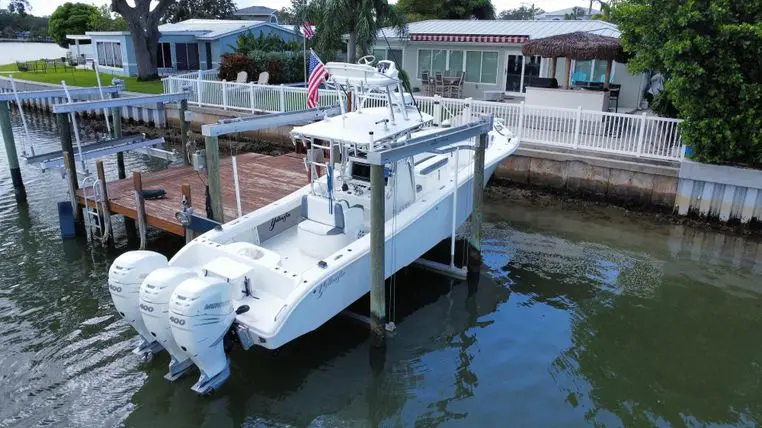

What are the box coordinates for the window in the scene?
[96,41,122,68]
[572,60,614,85]
[465,51,498,84]
[573,60,592,84]
[157,42,172,68]
[175,43,199,71]
[449,50,464,75]
[417,49,463,77]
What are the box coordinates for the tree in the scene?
[90,4,128,31]
[397,0,495,22]
[111,0,176,81]
[591,0,615,22]
[162,0,236,24]
[564,6,587,20]
[7,0,29,16]
[49,3,99,48]
[613,0,762,165]
[498,5,544,20]
[298,0,406,63]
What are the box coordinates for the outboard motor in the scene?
[108,251,168,357]
[169,277,236,394]
[139,267,197,381]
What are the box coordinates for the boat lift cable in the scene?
[94,65,112,135]
[9,76,34,156]
[61,80,87,173]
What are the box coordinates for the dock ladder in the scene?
[81,175,104,238]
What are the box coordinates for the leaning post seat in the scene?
[298,195,362,259]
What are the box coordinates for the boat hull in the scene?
[242,160,501,349]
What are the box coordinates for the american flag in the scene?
[307,50,328,108]
[302,22,314,40]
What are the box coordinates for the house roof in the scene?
[157,19,296,40]
[377,19,620,41]
[535,7,600,18]
[234,6,276,16]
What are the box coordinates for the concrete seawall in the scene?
[494,144,679,209]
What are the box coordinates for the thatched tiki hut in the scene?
[522,31,626,89]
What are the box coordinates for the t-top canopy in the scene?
[290,107,432,147]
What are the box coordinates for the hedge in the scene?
[219,51,305,85]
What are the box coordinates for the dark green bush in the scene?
[219,51,305,84]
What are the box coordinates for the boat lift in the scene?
[197,105,342,224]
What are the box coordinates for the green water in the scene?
[1,111,761,427]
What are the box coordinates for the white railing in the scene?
[163,75,685,161]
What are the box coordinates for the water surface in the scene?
[0,42,68,64]
[1,111,761,427]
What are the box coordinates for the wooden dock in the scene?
[77,153,307,236]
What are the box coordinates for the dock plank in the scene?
[77,153,307,236]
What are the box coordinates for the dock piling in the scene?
[0,100,27,203]
[179,99,190,165]
[62,150,84,236]
[96,160,112,244]
[204,135,224,223]
[181,183,193,243]
[110,92,126,179]
[369,163,386,347]
[467,132,487,280]
[133,171,147,249]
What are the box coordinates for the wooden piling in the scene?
[133,171,147,249]
[204,135,224,223]
[63,150,85,236]
[179,99,190,165]
[182,183,193,244]
[110,92,126,179]
[0,100,26,203]
[369,163,386,347]
[96,160,112,244]
[467,132,487,279]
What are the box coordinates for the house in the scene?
[535,7,599,20]
[370,20,646,111]
[85,19,300,77]
[234,6,279,23]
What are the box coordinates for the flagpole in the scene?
[303,30,307,87]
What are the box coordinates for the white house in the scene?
[370,19,647,111]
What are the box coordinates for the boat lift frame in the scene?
[198,105,342,223]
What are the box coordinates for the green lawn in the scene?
[0,61,164,94]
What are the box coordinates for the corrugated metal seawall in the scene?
[0,77,165,128]
[675,161,762,223]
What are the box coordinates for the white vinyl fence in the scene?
[163,75,685,161]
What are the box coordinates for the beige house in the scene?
[370,20,647,111]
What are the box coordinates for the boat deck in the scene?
[76,153,308,236]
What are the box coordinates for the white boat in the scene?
[107,59,520,394]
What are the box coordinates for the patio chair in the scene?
[421,72,431,96]
[235,71,248,83]
[434,72,444,96]
[257,71,269,85]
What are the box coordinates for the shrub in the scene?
[219,51,305,84]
